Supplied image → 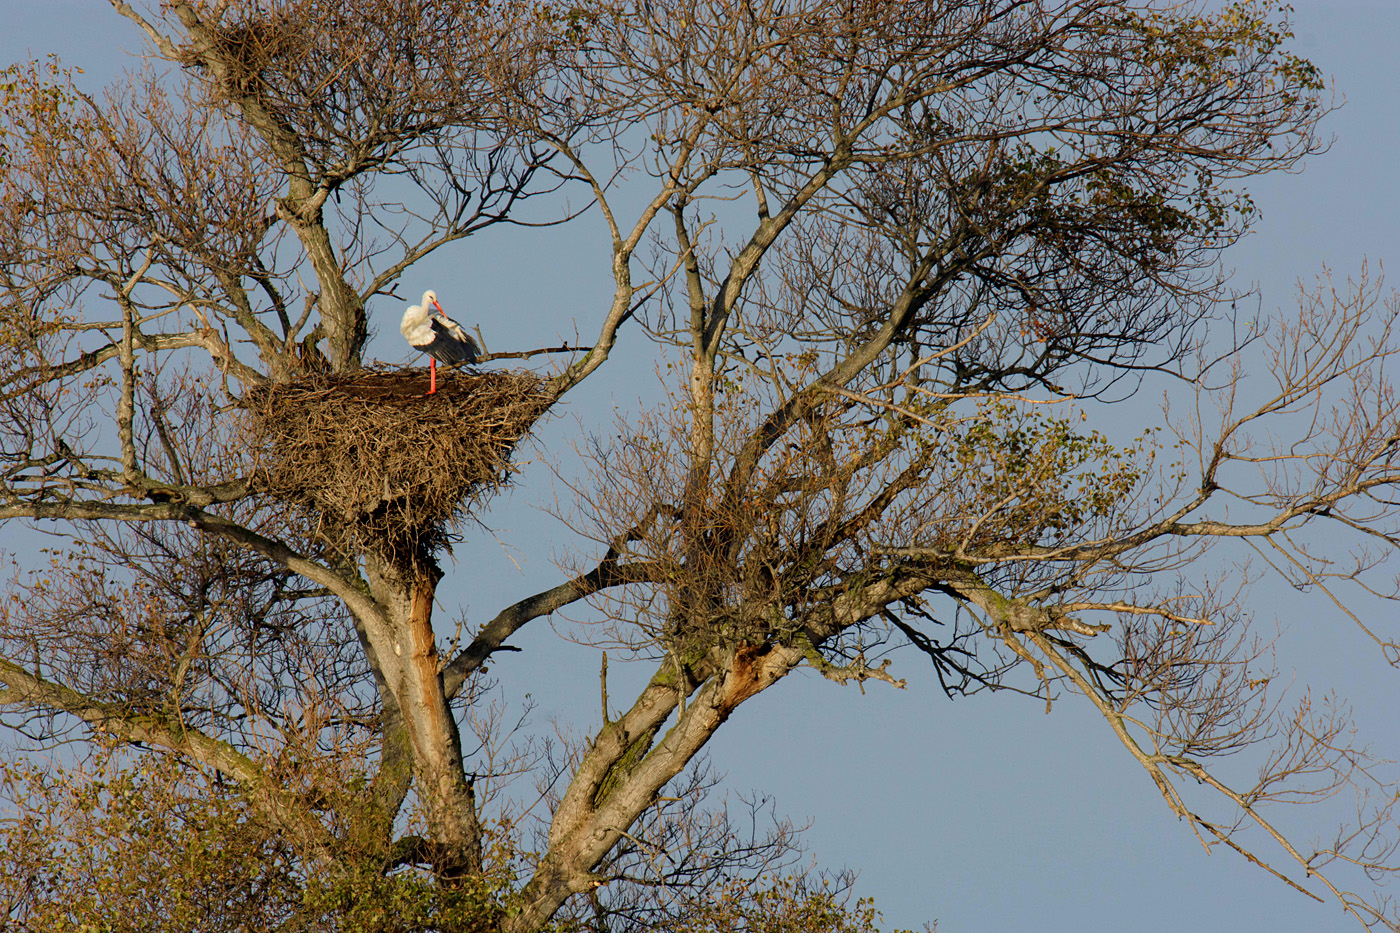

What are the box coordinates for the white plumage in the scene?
[401,289,479,395]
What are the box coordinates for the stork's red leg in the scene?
[427,358,438,395]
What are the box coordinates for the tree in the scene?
[2,0,1396,929]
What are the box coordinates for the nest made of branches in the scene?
[175,15,301,100]
[244,368,552,562]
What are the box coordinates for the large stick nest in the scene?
[244,369,552,560]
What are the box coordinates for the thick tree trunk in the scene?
[279,199,367,372]
[505,642,805,933]
[363,554,483,877]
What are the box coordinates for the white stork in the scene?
[400,289,480,395]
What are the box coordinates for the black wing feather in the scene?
[425,318,480,365]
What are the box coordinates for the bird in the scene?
[400,289,480,395]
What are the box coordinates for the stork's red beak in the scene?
[432,299,444,314]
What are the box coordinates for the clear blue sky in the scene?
[4,3,1398,930]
